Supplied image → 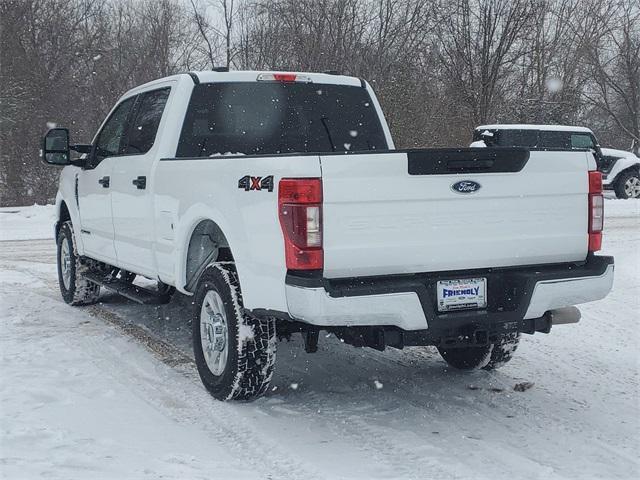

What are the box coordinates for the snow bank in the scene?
[604,197,640,218]
[0,204,56,241]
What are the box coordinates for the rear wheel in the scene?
[614,170,640,199]
[438,333,520,371]
[57,221,100,306]
[192,264,276,401]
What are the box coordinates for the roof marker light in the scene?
[256,73,312,83]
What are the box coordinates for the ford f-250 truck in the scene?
[42,70,614,401]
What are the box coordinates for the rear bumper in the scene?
[285,256,614,334]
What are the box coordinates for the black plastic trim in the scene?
[408,147,529,175]
[284,269,323,288]
[160,146,528,162]
[187,72,200,84]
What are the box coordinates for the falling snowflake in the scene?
[546,77,563,93]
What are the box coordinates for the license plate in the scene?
[437,278,487,312]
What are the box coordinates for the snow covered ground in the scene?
[0,204,56,241]
[1,200,639,479]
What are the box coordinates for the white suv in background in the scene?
[471,124,639,199]
[600,148,640,199]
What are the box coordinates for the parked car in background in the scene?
[470,124,600,151]
[471,124,639,199]
[599,148,640,199]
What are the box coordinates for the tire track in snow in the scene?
[279,387,458,480]
[79,304,326,480]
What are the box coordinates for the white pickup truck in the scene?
[42,70,614,401]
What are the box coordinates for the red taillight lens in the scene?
[589,170,603,194]
[588,171,604,252]
[256,73,312,83]
[274,73,297,82]
[279,178,323,270]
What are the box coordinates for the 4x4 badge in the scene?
[238,175,274,192]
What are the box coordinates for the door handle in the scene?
[98,176,110,188]
[132,176,147,189]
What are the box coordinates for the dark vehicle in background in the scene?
[471,124,639,199]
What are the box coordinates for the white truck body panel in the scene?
[153,155,321,310]
[76,161,117,262]
[320,150,591,278]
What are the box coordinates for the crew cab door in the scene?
[77,96,137,263]
[110,87,171,277]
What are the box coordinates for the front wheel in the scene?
[614,170,640,199]
[57,221,100,306]
[438,333,520,371]
[192,264,276,401]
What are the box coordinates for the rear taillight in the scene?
[278,178,323,270]
[588,170,604,252]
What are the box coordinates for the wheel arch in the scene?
[611,159,640,182]
[183,219,235,292]
[56,200,71,240]
[174,205,242,296]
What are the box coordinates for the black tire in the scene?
[57,221,100,306]
[438,332,520,371]
[192,264,276,401]
[614,169,640,199]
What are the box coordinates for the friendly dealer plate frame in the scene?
[436,278,487,312]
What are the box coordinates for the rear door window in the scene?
[125,87,171,154]
[176,82,388,157]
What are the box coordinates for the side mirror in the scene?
[42,128,71,165]
[480,130,495,147]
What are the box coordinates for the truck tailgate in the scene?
[320,149,590,278]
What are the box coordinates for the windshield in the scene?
[176,82,388,157]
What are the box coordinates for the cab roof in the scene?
[121,70,366,100]
[189,70,364,87]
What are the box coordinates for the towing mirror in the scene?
[42,128,71,165]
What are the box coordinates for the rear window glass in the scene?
[176,82,388,157]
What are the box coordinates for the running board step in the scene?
[83,272,171,305]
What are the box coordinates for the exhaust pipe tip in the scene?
[547,306,581,325]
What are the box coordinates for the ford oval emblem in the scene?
[451,180,481,194]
